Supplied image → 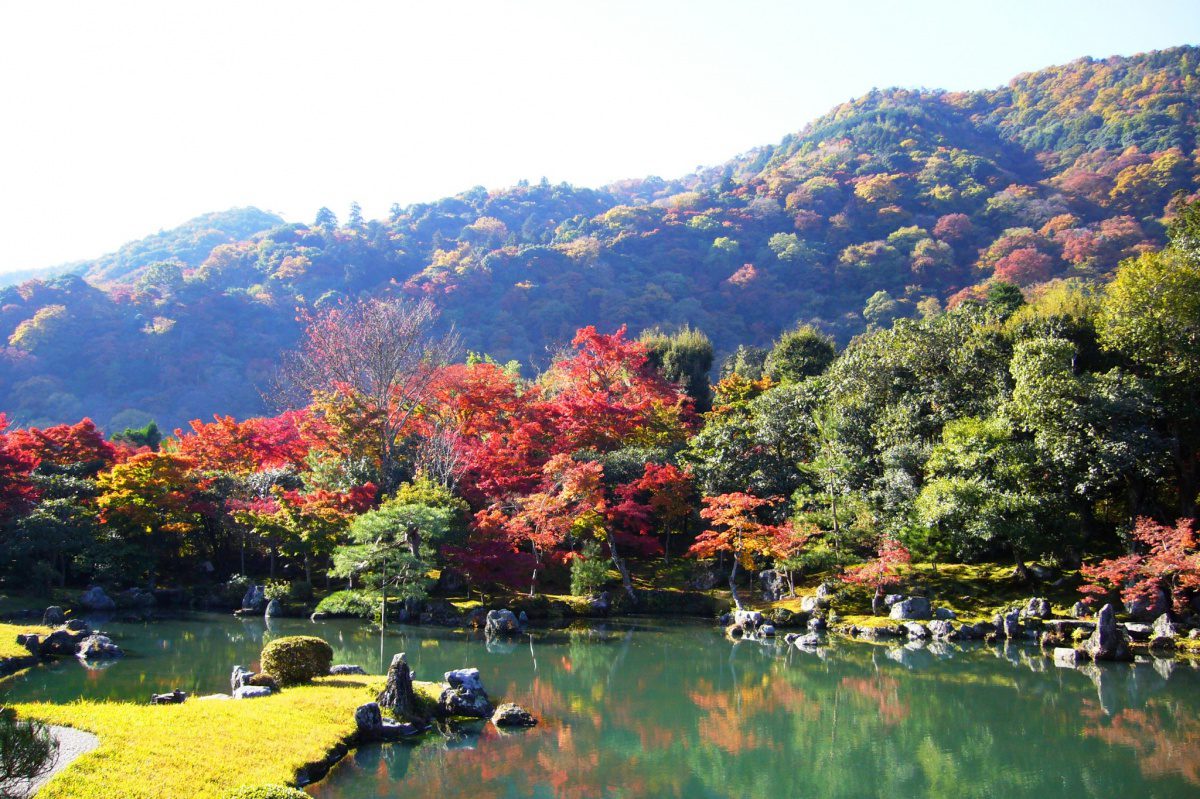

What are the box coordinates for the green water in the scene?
[3,613,1199,798]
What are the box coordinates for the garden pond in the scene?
[3,612,1200,798]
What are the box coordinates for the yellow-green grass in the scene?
[10,675,451,799]
[0,621,52,659]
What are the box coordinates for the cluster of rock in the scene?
[475,608,526,639]
[225,664,276,699]
[16,615,124,663]
[357,651,537,742]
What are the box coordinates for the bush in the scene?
[314,590,376,618]
[225,785,309,799]
[570,541,610,597]
[247,672,278,691]
[0,712,59,796]
[259,636,333,686]
[263,581,290,602]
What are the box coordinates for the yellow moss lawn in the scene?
[11,675,403,799]
[0,621,52,660]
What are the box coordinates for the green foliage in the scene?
[0,712,58,796]
[640,326,714,411]
[225,786,309,799]
[764,325,836,383]
[313,589,376,619]
[262,581,290,602]
[259,636,334,687]
[570,540,611,597]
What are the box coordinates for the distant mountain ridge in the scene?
[1,45,1197,432]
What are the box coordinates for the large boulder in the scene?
[815,582,837,601]
[42,606,66,626]
[889,597,932,621]
[492,703,537,728]
[16,633,40,658]
[231,665,255,693]
[730,609,764,635]
[354,702,383,737]
[440,667,492,718]
[903,622,929,640]
[330,664,367,676]
[41,628,87,656]
[445,668,485,693]
[928,620,955,639]
[79,586,116,612]
[758,569,790,601]
[377,653,419,720]
[1022,597,1051,619]
[264,599,281,618]
[76,634,123,659]
[241,585,267,612]
[1000,610,1023,640]
[1083,603,1132,662]
[1150,613,1178,650]
[484,609,520,638]
[233,685,272,699]
[1071,601,1091,619]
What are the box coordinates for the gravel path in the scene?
[13,725,98,798]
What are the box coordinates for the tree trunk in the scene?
[729,557,742,610]
[605,531,637,603]
[1012,551,1029,582]
[871,586,884,616]
[529,540,539,597]
[406,525,421,558]
[304,553,312,585]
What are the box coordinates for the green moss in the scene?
[0,622,52,660]
[14,675,384,799]
[224,785,308,799]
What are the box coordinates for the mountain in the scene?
[1,46,1197,432]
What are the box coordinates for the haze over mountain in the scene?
[1,45,1197,433]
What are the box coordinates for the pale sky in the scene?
[1,0,1197,273]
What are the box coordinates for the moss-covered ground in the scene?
[9,675,457,799]
[0,621,52,660]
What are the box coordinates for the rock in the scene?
[197,693,231,701]
[884,594,904,607]
[377,653,419,720]
[76,634,123,659]
[904,622,929,639]
[117,588,156,609]
[233,685,272,699]
[150,690,187,705]
[807,616,826,633]
[1023,597,1051,619]
[1029,563,1056,581]
[783,633,800,645]
[1053,648,1085,668]
[484,609,520,638]
[1001,610,1022,639]
[1149,635,1176,650]
[445,668,484,693]
[928,620,954,639]
[1152,613,1178,641]
[1126,588,1169,621]
[434,568,468,595]
[769,608,796,627]
[588,592,611,614]
[41,628,86,656]
[1084,603,1132,662]
[264,598,281,618]
[759,624,776,637]
[330,664,367,676]
[440,686,493,718]
[16,633,40,657]
[685,566,722,591]
[310,612,329,621]
[933,607,956,620]
[79,586,116,611]
[354,702,383,737]
[491,703,537,728]
[795,632,822,648]
[1123,623,1153,642]
[799,596,822,613]
[816,581,837,601]
[956,622,991,640]
[1071,601,1092,619]
[758,569,790,601]
[63,619,89,633]
[889,597,932,621]
[42,606,65,626]
[241,585,266,612]
[231,665,255,693]
[732,609,764,633]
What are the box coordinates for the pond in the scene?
[3,612,1199,798]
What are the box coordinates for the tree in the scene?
[313,207,338,228]
[687,493,789,609]
[764,325,836,383]
[842,535,911,614]
[640,326,715,412]
[282,297,460,492]
[1097,245,1200,514]
[111,421,161,451]
[0,713,59,797]
[347,201,364,230]
[1080,517,1200,614]
[0,414,37,525]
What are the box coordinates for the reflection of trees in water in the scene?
[1082,698,1200,787]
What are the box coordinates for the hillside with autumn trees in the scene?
[1,46,1198,437]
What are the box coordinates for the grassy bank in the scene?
[10,674,438,799]
[0,621,52,660]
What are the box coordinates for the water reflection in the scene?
[2,613,1199,798]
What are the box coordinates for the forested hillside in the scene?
[1,46,1197,432]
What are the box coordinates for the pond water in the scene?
[3,613,1200,798]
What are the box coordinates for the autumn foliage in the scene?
[1080,517,1200,613]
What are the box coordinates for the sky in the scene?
[1,0,1197,273]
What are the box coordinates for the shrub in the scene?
[0,712,59,796]
[263,581,290,602]
[570,541,610,597]
[313,590,376,618]
[259,636,333,687]
[225,785,309,799]
[247,672,279,691]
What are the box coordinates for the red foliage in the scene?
[687,493,787,565]
[0,414,37,521]
[173,410,314,474]
[6,418,117,469]
[841,535,911,590]
[1080,517,1200,613]
[992,247,1055,286]
[933,213,972,242]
